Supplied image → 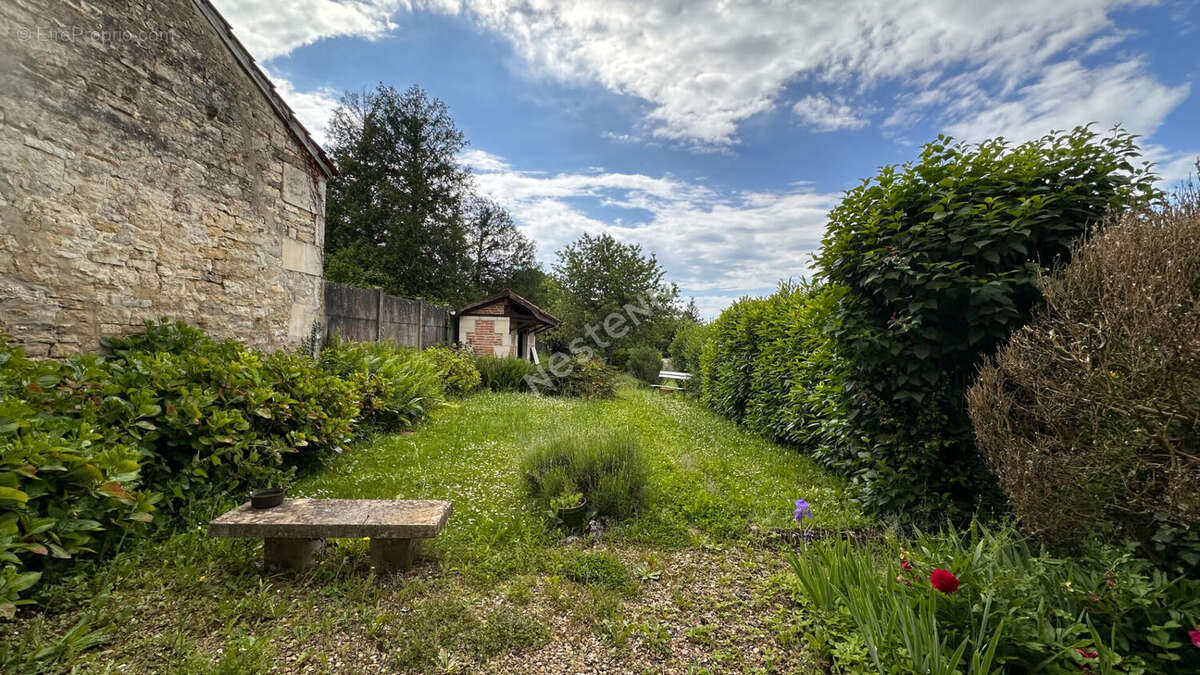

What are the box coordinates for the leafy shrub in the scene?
[624,346,662,385]
[0,338,155,617]
[970,178,1200,565]
[667,321,708,393]
[788,524,1200,673]
[319,335,443,430]
[520,430,650,520]
[423,345,481,396]
[102,322,359,499]
[607,348,630,370]
[667,321,708,374]
[813,126,1160,516]
[475,355,534,392]
[534,355,616,399]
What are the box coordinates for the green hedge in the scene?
[700,127,1161,518]
[698,282,845,461]
[318,336,444,431]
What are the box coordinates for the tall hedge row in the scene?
[701,127,1161,517]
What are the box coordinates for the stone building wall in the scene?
[0,0,329,356]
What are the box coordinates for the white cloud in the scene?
[792,95,870,132]
[423,0,1161,145]
[468,152,836,314]
[210,0,404,61]
[458,148,512,173]
[943,59,1190,143]
[267,73,340,146]
[216,1,1187,153]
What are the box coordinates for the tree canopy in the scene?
[548,233,680,353]
[323,84,540,305]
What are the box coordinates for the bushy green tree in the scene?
[549,233,679,353]
[464,196,540,298]
[326,84,537,305]
[815,126,1160,516]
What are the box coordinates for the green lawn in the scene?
[4,384,869,673]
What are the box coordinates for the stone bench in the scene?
[208,498,452,573]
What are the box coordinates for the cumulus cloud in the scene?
[424,0,1159,145]
[216,1,1186,152]
[210,0,404,61]
[943,59,1190,143]
[792,95,870,132]
[466,151,836,315]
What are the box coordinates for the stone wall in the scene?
[0,0,328,356]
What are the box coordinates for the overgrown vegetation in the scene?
[423,345,481,396]
[520,430,651,520]
[0,322,465,613]
[700,126,1162,518]
[624,346,663,385]
[528,355,617,399]
[3,385,866,672]
[788,524,1200,672]
[970,177,1200,569]
[318,336,444,431]
[474,354,534,392]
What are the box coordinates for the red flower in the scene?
[929,568,960,594]
[1189,630,1200,648]
[1076,648,1099,659]
[901,559,913,571]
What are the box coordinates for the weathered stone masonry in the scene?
[0,0,332,355]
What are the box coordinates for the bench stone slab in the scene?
[208,498,453,540]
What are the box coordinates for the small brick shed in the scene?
[457,290,559,361]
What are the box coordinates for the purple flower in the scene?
[793,499,812,522]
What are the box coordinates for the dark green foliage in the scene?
[529,355,616,399]
[0,338,155,618]
[423,345,481,396]
[520,430,650,520]
[1,320,366,611]
[547,233,680,354]
[624,346,662,385]
[463,196,541,299]
[667,320,708,374]
[813,126,1160,516]
[101,322,360,501]
[789,524,1200,672]
[607,348,630,370]
[474,355,534,392]
[318,336,444,430]
[699,296,767,423]
[970,180,1200,568]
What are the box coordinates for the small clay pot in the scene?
[250,487,285,509]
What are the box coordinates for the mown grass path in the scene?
[6,385,868,673]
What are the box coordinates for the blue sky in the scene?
[214,0,1200,317]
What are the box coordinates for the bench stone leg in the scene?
[369,538,415,573]
[264,538,324,571]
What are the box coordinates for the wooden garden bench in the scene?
[208,498,452,573]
